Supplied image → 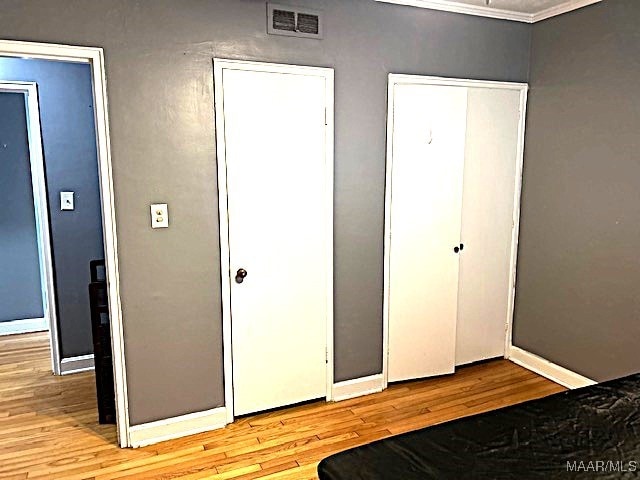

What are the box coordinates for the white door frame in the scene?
[0,40,130,447]
[213,58,335,423]
[382,74,528,388]
[0,82,53,339]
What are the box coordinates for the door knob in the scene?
[453,246,460,253]
[235,268,248,284]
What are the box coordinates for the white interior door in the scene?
[387,83,468,382]
[456,87,522,366]
[219,64,331,416]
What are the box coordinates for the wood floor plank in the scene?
[0,332,565,479]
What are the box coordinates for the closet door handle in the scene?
[453,246,460,254]
[454,244,464,254]
[235,268,248,284]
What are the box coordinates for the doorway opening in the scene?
[0,82,51,340]
[0,40,129,447]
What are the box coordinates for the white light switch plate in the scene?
[150,203,169,228]
[60,191,74,211]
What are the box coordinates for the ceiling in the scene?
[375,0,602,23]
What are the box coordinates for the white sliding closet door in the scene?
[456,88,522,366]
[387,84,468,382]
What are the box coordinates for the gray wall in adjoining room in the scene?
[513,0,640,382]
[0,91,44,323]
[0,57,105,358]
[0,0,530,425]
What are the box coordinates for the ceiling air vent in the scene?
[267,3,323,39]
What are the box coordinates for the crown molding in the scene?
[532,0,601,23]
[375,0,531,22]
[374,0,602,24]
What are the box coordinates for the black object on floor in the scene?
[318,374,640,479]
[89,259,116,424]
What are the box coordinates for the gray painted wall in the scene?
[0,58,104,357]
[513,0,640,382]
[0,0,530,425]
[0,91,44,322]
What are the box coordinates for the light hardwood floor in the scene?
[0,332,565,479]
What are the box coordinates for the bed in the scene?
[318,374,640,479]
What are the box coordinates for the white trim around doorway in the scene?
[0,39,130,448]
[0,81,58,365]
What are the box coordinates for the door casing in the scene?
[382,74,528,388]
[0,39,129,448]
[0,83,53,339]
[213,58,335,423]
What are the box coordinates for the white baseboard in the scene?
[60,354,95,375]
[332,373,384,402]
[129,406,228,448]
[0,317,48,336]
[507,346,597,389]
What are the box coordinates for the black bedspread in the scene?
[318,374,640,479]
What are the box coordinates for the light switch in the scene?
[150,203,169,228]
[60,192,74,211]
